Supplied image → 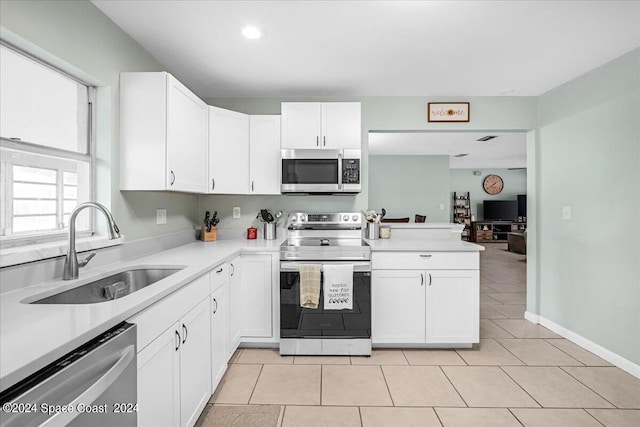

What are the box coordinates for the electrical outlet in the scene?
[157,209,167,225]
[562,206,571,220]
[233,207,241,219]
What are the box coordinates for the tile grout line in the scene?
[506,407,526,426]
[498,366,544,408]
[319,364,323,406]
[492,338,530,366]
[432,407,445,427]
[557,366,620,409]
[543,339,591,367]
[357,406,363,427]
[247,363,265,404]
[378,364,396,407]
[438,365,469,408]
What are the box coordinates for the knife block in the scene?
[201,227,217,242]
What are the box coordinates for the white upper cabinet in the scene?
[208,106,250,194]
[249,115,281,195]
[321,103,362,149]
[281,102,361,149]
[120,72,207,193]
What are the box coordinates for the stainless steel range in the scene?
[279,212,371,356]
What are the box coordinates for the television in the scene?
[483,200,518,221]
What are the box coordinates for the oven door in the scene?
[281,149,343,193]
[279,262,371,340]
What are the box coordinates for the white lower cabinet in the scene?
[137,325,180,427]
[210,283,228,391]
[371,251,479,346]
[178,298,212,427]
[371,270,425,343]
[228,256,242,355]
[130,274,211,427]
[240,254,272,337]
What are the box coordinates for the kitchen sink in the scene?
[30,268,184,304]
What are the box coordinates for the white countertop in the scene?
[0,234,482,392]
[0,237,283,392]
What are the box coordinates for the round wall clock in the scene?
[483,174,504,195]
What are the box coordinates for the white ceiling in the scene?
[368,132,527,169]
[92,0,640,98]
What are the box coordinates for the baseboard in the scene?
[524,311,640,379]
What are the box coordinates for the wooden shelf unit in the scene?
[453,192,471,241]
[472,221,527,243]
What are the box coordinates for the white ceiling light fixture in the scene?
[242,26,262,40]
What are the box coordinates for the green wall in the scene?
[369,156,450,222]
[536,49,639,365]
[0,0,199,241]
[450,168,527,220]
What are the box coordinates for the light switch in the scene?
[233,207,241,219]
[157,209,167,225]
[562,206,571,220]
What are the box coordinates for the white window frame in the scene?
[0,41,96,249]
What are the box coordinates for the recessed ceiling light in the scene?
[242,26,262,40]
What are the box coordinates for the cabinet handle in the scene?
[216,268,223,273]
[323,136,326,147]
[213,298,218,314]
[170,171,175,186]
[419,254,432,258]
[182,324,188,344]
[230,263,235,277]
[212,178,215,190]
[316,136,319,147]
[428,273,432,286]
[251,181,254,192]
[420,273,424,286]
[175,330,181,351]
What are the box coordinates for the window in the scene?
[0,43,94,246]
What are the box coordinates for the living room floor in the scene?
[196,244,640,427]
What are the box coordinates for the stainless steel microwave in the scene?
[281,149,361,194]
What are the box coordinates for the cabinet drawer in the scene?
[210,262,228,293]
[129,273,210,351]
[372,251,478,270]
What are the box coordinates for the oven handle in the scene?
[280,261,371,272]
[337,153,343,191]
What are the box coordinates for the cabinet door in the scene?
[228,257,242,354]
[179,298,212,427]
[208,106,249,194]
[137,324,180,427]
[166,75,208,193]
[281,102,322,149]
[321,103,361,149]
[210,284,228,392]
[249,115,281,194]
[425,270,479,344]
[371,270,426,344]
[240,254,272,338]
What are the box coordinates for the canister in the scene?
[264,222,276,240]
[247,226,258,239]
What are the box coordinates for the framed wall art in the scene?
[428,102,470,122]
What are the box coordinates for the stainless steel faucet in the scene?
[63,202,121,280]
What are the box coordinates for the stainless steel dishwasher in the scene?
[0,322,137,427]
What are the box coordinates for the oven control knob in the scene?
[343,215,349,221]
[352,215,358,221]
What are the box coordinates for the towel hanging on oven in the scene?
[299,264,321,309]
[323,264,353,310]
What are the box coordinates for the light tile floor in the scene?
[196,244,640,426]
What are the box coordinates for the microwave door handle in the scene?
[337,154,343,190]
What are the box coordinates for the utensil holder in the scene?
[201,227,217,241]
[366,222,379,240]
[264,222,276,240]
